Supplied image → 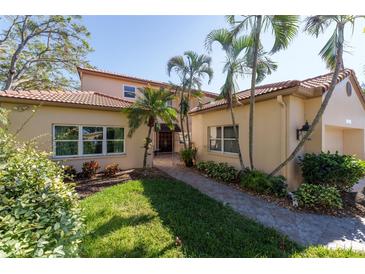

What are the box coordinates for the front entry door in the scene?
[159,132,173,152]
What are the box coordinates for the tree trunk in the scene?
[269,24,344,176]
[186,73,193,149]
[248,15,262,170]
[179,89,187,150]
[230,104,245,171]
[143,125,153,169]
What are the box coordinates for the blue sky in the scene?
[83,16,365,94]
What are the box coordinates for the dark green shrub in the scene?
[295,184,342,210]
[180,147,197,167]
[104,163,119,177]
[240,169,288,197]
[82,160,100,179]
[0,145,83,257]
[299,152,365,192]
[63,165,77,181]
[196,161,237,182]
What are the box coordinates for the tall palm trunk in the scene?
[186,76,193,149]
[229,104,245,171]
[143,124,154,168]
[179,89,187,150]
[248,15,262,170]
[270,23,344,176]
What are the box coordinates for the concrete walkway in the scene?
[154,154,365,251]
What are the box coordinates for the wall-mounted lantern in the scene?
[296,121,310,140]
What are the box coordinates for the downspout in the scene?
[276,95,288,179]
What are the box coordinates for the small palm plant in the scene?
[124,87,177,168]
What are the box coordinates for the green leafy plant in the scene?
[0,144,83,258]
[103,163,119,178]
[63,165,77,181]
[196,161,238,182]
[295,184,343,210]
[82,160,100,179]
[299,152,365,192]
[180,147,197,167]
[240,169,288,197]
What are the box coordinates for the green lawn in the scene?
[80,178,365,258]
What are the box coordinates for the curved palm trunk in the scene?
[248,15,262,170]
[143,125,153,169]
[270,24,344,176]
[230,104,245,171]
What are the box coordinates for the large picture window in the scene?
[53,125,125,157]
[54,126,79,156]
[208,125,239,154]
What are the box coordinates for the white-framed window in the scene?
[165,100,172,107]
[208,125,239,154]
[53,125,125,157]
[123,85,136,98]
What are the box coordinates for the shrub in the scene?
[180,147,197,167]
[240,169,288,197]
[196,161,237,182]
[63,165,77,181]
[104,163,119,177]
[81,160,100,179]
[294,183,342,210]
[0,145,83,258]
[299,152,365,192]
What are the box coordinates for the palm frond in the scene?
[268,15,299,53]
[205,28,233,52]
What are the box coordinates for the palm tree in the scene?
[227,15,300,170]
[124,87,177,168]
[270,15,364,176]
[205,28,277,172]
[167,51,213,149]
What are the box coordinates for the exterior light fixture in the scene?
[296,121,310,140]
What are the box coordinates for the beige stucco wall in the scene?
[81,71,215,154]
[192,97,283,176]
[3,102,152,171]
[192,78,365,190]
[322,76,365,160]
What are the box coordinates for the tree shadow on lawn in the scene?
[140,178,303,258]
[90,214,155,239]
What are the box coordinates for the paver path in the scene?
[154,154,365,251]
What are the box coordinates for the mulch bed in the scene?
[71,168,171,199]
[192,168,365,218]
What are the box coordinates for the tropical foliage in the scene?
[205,28,277,171]
[0,124,82,257]
[226,15,300,170]
[299,152,365,192]
[295,184,343,210]
[196,161,238,182]
[124,87,177,168]
[0,15,92,91]
[167,51,213,149]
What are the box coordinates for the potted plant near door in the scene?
[180,146,197,167]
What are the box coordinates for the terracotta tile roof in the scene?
[0,90,132,109]
[190,69,359,114]
[77,66,218,99]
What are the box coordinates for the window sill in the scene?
[207,150,238,159]
[52,153,127,161]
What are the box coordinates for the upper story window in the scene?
[123,85,136,98]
